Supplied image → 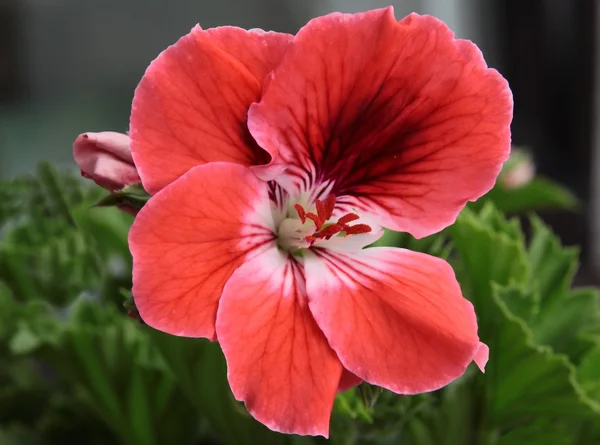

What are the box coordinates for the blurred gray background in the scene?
[0,0,495,177]
[1,0,599,279]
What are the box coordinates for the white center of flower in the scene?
[277,217,315,251]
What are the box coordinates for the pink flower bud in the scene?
[500,150,536,189]
[501,161,535,189]
[73,131,141,191]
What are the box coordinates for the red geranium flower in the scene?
[127,7,511,437]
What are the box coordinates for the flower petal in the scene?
[129,162,274,339]
[249,7,512,237]
[130,26,293,194]
[73,131,140,190]
[304,247,485,394]
[474,342,489,373]
[317,211,384,252]
[338,369,362,392]
[216,247,342,437]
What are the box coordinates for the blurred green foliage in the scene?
[0,161,598,445]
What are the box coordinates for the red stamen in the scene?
[324,195,336,220]
[315,199,327,223]
[337,213,360,226]
[344,224,372,235]
[294,204,306,223]
[305,212,323,229]
[313,224,343,239]
[292,195,372,246]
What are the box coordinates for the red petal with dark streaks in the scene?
[131,26,292,194]
[216,247,342,437]
[129,162,275,340]
[249,8,512,237]
[305,247,487,394]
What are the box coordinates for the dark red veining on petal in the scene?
[295,196,372,245]
[296,14,504,197]
[268,180,289,213]
[249,9,512,237]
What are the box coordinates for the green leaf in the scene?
[527,216,578,304]
[401,376,477,445]
[0,424,43,445]
[492,283,539,323]
[0,164,131,305]
[93,183,150,212]
[6,300,62,354]
[404,418,436,445]
[126,365,156,445]
[0,283,16,340]
[331,389,431,444]
[578,345,600,402]
[333,388,374,423]
[372,229,452,259]
[525,216,600,360]
[36,162,77,228]
[492,419,574,445]
[9,325,43,355]
[450,204,530,336]
[149,330,293,445]
[485,286,600,428]
[22,302,200,445]
[530,288,600,358]
[357,383,384,411]
[477,177,579,213]
[450,207,600,443]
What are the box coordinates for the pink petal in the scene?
[304,247,485,394]
[73,131,140,190]
[216,247,342,437]
[130,26,292,195]
[474,342,489,373]
[249,7,512,237]
[129,162,275,340]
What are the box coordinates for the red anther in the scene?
[313,224,343,239]
[292,195,371,246]
[324,195,336,220]
[305,212,323,229]
[337,213,360,226]
[315,199,327,223]
[294,204,307,223]
[344,224,372,235]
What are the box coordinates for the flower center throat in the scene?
[276,195,372,252]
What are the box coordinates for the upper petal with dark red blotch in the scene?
[130,26,292,195]
[304,247,487,394]
[216,247,342,437]
[129,162,275,340]
[249,7,512,238]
